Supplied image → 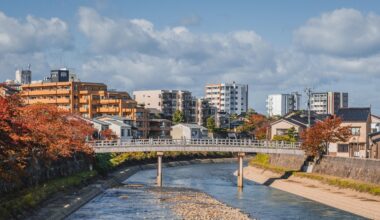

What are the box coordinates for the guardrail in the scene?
[87,139,301,149]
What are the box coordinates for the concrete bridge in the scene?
[87,139,304,188]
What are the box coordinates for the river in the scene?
[67,162,365,219]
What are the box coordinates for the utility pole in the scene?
[305,88,312,128]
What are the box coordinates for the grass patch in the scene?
[0,170,97,219]
[249,153,380,196]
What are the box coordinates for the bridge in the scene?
[87,139,304,188]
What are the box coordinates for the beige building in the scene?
[270,111,325,140]
[369,131,380,159]
[310,92,348,115]
[133,90,194,122]
[21,81,149,138]
[328,108,371,158]
[171,123,208,139]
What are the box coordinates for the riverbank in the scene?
[243,166,380,219]
[27,157,248,220]
[149,187,251,220]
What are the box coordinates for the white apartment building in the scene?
[266,92,301,117]
[133,90,193,121]
[310,92,348,115]
[205,82,248,115]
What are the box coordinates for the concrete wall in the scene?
[267,153,306,170]
[265,154,380,185]
[312,156,380,185]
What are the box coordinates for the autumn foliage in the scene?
[0,95,94,182]
[301,117,351,157]
[239,113,270,139]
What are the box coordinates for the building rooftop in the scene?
[336,108,371,122]
[173,123,207,130]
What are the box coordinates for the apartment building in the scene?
[205,82,248,115]
[20,81,149,138]
[266,92,301,117]
[310,92,348,115]
[15,69,32,84]
[193,98,217,126]
[133,90,194,122]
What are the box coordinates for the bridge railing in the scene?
[88,139,301,149]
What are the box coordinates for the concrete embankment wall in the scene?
[312,156,380,185]
[0,154,91,195]
[267,153,307,170]
[265,154,380,185]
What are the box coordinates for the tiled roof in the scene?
[336,108,371,122]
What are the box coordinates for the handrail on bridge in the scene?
[87,139,302,149]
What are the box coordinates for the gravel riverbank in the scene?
[149,187,252,220]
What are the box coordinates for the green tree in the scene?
[172,110,185,124]
[272,127,297,142]
[206,116,216,132]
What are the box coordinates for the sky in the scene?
[0,0,380,114]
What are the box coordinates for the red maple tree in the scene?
[301,116,351,157]
[0,95,95,182]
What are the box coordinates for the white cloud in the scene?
[0,11,72,53]
[77,7,380,113]
[294,8,380,57]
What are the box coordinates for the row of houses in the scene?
[270,107,380,159]
[85,114,208,140]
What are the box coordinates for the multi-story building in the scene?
[193,98,217,126]
[310,92,348,115]
[21,81,149,138]
[44,68,79,82]
[133,90,194,122]
[205,82,248,115]
[266,92,301,117]
[15,69,32,84]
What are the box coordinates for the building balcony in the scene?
[100,99,120,104]
[22,89,70,96]
[79,98,88,104]
[97,107,120,113]
[26,98,70,104]
[79,107,89,113]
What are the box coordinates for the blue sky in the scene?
[1,0,380,114]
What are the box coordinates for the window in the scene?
[351,127,360,136]
[121,129,125,137]
[338,144,349,152]
[276,129,288,135]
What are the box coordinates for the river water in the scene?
[68,162,365,219]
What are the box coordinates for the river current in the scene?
[68,162,365,219]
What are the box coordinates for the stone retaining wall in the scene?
[267,153,306,170]
[313,156,380,185]
[265,154,380,185]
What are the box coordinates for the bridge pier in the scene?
[157,152,164,187]
[237,152,245,188]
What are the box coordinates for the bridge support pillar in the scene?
[157,152,164,187]
[237,152,245,188]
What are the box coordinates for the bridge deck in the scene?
[88,139,304,155]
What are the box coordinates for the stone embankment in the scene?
[149,187,251,220]
[28,157,247,220]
